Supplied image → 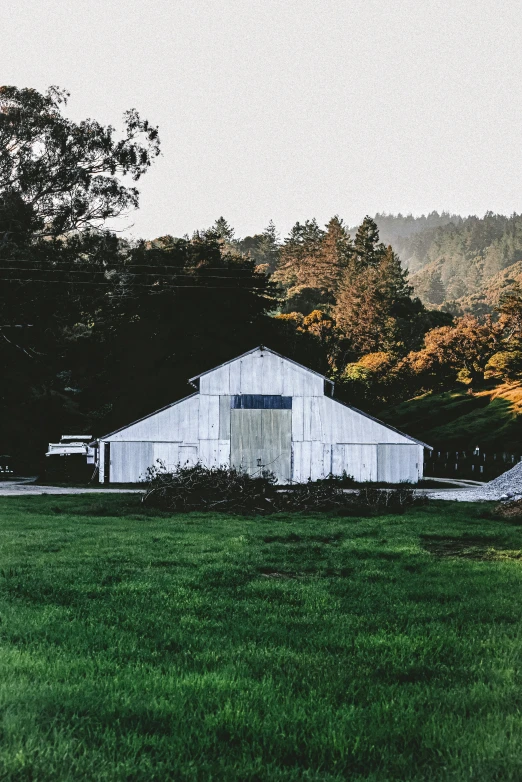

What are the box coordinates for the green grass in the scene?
[379,384,522,451]
[1,496,522,781]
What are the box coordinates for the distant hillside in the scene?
[367,212,522,312]
[378,382,522,452]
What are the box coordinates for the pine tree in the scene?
[353,216,385,268]
[425,270,445,304]
[314,216,353,294]
[334,224,418,357]
[212,216,235,242]
[272,219,325,291]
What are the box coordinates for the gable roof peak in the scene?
[188,345,333,385]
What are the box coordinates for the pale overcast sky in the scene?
[3,0,522,239]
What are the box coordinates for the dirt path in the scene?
[0,478,144,496]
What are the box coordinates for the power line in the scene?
[0,277,268,290]
[0,266,263,280]
[0,258,262,271]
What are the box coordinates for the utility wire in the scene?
[0,258,263,271]
[0,278,268,289]
[0,266,263,280]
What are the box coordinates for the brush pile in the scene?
[142,463,419,515]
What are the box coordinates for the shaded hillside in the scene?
[378,382,522,452]
[455,261,522,315]
[366,213,522,312]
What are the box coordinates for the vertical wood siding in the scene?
[199,350,324,396]
[332,444,378,482]
[377,444,421,483]
[102,350,425,484]
[108,395,199,442]
[198,395,220,440]
[219,396,231,438]
[110,442,153,483]
[230,409,291,483]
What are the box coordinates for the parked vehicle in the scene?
[45,436,97,482]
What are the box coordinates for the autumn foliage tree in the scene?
[403,315,503,388]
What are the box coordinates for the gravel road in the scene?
[3,465,521,501]
[0,478,144,496]
[426,460,522,502]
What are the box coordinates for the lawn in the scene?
[1,496,522,781]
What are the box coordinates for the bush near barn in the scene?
[142,463,421,515]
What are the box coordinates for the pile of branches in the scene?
[277,483,420,515]
[354,486,422,514]
[142,463,422,516]
[142,463,278,514]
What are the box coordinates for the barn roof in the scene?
[188,345,334,388]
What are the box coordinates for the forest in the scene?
[2,86,522,469]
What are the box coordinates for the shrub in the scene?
[142,463,277,514]
[142,464,422,516]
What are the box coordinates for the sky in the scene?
[3,0,522,240]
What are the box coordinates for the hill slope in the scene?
[368,213,522,311]
[378,382,522,452]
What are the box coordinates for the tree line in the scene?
[1,86,521,468]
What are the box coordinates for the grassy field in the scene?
[379,381,522,451]
[1,496,522,781]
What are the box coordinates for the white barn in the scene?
[94,346,430,484]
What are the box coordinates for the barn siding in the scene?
[110,442,153,483]
[377,444,421,483]
[219,395,231,438]
[153,443,181,472]
[230,408,291,483]
[107,395,199,442]
[198,395,219,440]
[199,349,323,397]
[99,348,427,484]
[199,439,219,468]
[319,397,413,445]
[332,444,378,482]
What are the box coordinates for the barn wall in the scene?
[377,444,423,483]
[199,350,324,397]
[331,444,378,482]
[107,395,199,442]
[99,350,425,484]
[317,397,414,445]
[109,442,153,483]
[293,441,331,482]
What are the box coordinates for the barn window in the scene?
[324,380,334,397]
[231,395,292,409]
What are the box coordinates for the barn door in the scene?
[377,444,419,483]
[230,407,292,483]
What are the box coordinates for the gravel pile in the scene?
[426,460,522,502]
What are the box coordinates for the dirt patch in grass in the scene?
[262,532,344,545]
[421,533,522,561]
[494,499,522,520]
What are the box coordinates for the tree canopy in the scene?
[0,85,160,239]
